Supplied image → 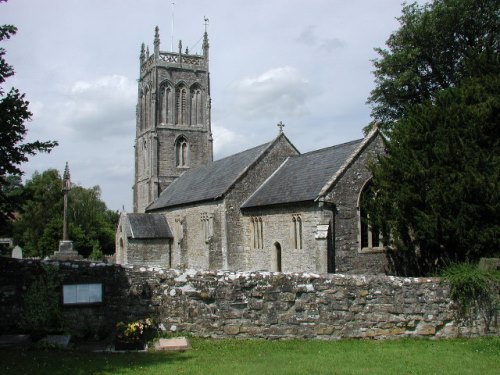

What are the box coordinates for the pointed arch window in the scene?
[176,86,187,125]
[251,216,264,249]
[190,87,202,125]
[359,181,384,252]
[292,215,303,250]
[140,89,147,130]
[175,137,189,167]
[160,85,172,124]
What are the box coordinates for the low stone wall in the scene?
[0,258,496,339]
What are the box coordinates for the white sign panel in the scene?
[63,283,102,304]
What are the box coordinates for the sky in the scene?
[1,0,423,212]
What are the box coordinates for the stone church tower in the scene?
[133,27,213,213]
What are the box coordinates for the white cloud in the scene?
[296,25,344,52]
[56,75,136,140]
[212,123,247,159]
[232,66,311,120]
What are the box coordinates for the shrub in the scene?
[443,263,499,333]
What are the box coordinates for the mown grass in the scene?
[0,337,498,375]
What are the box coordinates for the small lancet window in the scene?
[292,215,303,250]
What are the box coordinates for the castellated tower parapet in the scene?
[134,27,213,213]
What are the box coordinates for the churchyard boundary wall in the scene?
[0,258,497,340]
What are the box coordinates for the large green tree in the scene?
[368,69,499,275]
[0,2,58,227]
[367,0,499,133]
[13,169,118,259]
[366,0,500,275]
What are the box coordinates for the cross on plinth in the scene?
[277,121,285,133]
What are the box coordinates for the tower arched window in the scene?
[359,181,383,251]
[175,137,189,167]
[190,87,202,125]
[141,90,147,130]
[176,86,187,125]
[160,86,172,124]
[144,88,151,130]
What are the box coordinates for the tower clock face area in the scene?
[133,28,213,213]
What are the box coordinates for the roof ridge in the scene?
[300,138,363,157]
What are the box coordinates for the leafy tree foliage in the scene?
[365,0,500,275]
[12,169,118,259]
[368,72,499,275]
[367,0,499,133]
[0,3,58,227]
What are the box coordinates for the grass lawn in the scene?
[0,337,498,375]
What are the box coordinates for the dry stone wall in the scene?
[0,258,496,339]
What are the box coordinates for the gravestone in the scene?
[11,245,22,259]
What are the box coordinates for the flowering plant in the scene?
[115,318,153,343]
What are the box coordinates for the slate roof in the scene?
[241,139,363,208]
[147,140,277,211]
[127,213,173,239]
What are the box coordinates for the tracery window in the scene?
[251,217,264,249]
[292,215,303,249]
[201,213,214,243]
[175,136,189,167]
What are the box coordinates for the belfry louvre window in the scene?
[251,217,264,249]
[176,86,187,125]
[292,215,303,249]
[359,182,382,250]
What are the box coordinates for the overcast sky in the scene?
[1,0,423,212]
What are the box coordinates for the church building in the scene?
[115,28,388,274]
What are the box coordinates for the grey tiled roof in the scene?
[147,141,273,210]
[127,213,173,239]
[241,139,363,208]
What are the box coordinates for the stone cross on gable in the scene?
[277,121,285,133]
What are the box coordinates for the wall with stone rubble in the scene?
[0,258,496,339]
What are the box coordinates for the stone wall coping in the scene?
[0,257,444,285]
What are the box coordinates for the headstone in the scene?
[11,245,22,259]
[154,337,190,352]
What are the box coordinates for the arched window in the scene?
[140,89,147,130]
[176,86,187,125]
[251,216,264,249]
[144,87,151,130]
[190,87,202,125]
[292,215,302,249]
[160,85,172,124]
[273,242,282,272]
[175,136,189,167]
[359,181,382,251]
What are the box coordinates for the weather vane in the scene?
[204,17,209,32]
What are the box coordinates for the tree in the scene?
[368,72,499,275]
[13,169,119,259]
[367,0,499,134]
[0,3,58,227]
[365,0,500,275]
